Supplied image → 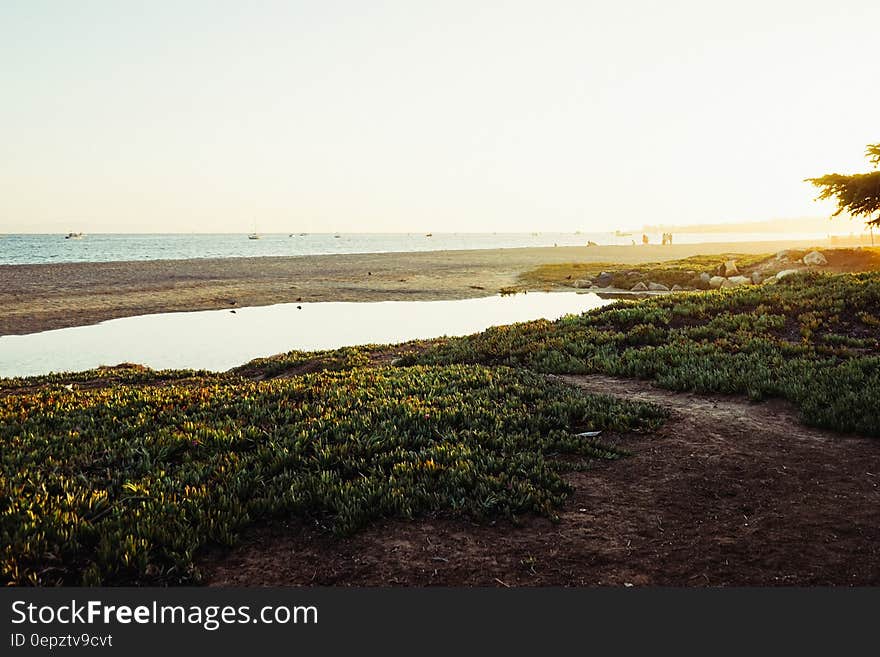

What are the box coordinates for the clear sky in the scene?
[2,1,878,234]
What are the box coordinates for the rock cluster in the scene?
[578,252,823,293]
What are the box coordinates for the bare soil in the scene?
[200,375,880,586]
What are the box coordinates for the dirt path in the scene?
[200,376,880,586]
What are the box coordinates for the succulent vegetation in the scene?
[231,343,430,379]
[403,272,880,436]
[0,364,230,392]
[0,365,665,585]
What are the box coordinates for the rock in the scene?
[630,281,648,291]
[775,250,790,260]
[727,275,750,286]
[750,271,763,285]
[647,282,669,291]
[776,269,799,280]
[708,276,725,289]
[573,279,594,289]
[671,284,686,292]
[699,272,711,283]
[720,278,737,288]
[802,250,828,266]
[595,271,614,287]
[715,260,739,277]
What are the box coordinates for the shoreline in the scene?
[0,237,860,335]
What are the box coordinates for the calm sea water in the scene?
[0,231,835,266]
[0,292,610,377]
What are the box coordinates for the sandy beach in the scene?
[0,237,855,335]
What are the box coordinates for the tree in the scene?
[806,143,880,227]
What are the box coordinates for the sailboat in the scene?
[248,220,260,240]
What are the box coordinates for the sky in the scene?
[1,0,878,234]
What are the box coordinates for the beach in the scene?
[0,237,857,335]
[5,268,880,587]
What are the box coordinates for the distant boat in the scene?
[615,230,632,237]
[65,232,85,240]
[248,220,260,240]
[425,233,433,237]
[333,234,341,238]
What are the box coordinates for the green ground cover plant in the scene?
[0,365,664,585]
[403,272,880,435]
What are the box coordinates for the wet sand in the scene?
[0,238,848,335]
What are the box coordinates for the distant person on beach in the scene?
[642,233,649,245]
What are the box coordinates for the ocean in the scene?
[0,231,838,266]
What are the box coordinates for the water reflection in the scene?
[0,292,610,377]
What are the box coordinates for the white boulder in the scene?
[802,250,828,266]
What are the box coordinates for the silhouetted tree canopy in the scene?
[807,143,880,227]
